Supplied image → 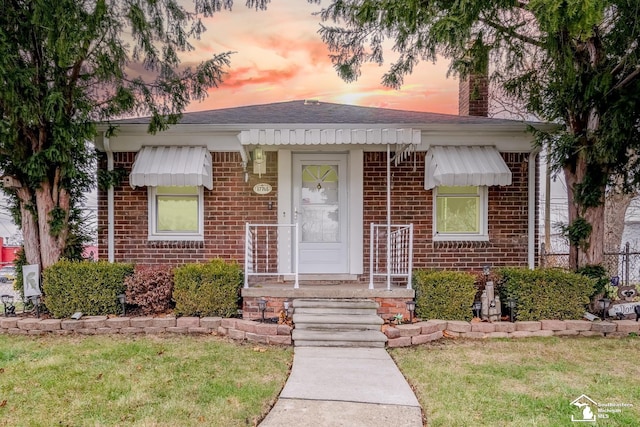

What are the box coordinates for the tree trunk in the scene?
[605,193,634,247]
[35,182,68,269]
[564,152,605,270]
[16,187,42,267]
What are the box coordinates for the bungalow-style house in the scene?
[95,82,547,321]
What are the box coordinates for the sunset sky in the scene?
[184,0,459,114]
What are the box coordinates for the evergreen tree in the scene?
[0,0,232,268]
[318,0,640,269]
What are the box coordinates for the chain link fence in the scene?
[540,242,640,285]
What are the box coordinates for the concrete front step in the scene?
[293,314,384,328]
[293,307,377,315]
[292,330,387,348]
[293,298,378,310]
[290,298,386,347]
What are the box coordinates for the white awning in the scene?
[424,146,512,189]
[238,128,421,146]
[130,146,213,189]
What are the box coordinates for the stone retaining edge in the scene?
[2,317,637,348]
[0,316,293,346]
[385,319,640,347]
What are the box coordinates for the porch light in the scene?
[29,295,41,318]
[598,298,611,321]
[405,300,416,323]
[1,294,15,317]
[253,146,264,164]
[472,301,482,318]
[117,293,126,316]
[506,297,516,322]
[258,298,267,323]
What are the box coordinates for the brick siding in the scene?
[98,150,538,274]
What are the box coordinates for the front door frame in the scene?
[277,149,363,276]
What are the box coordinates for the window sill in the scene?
[148,235,204,242]
[433,234,489,242]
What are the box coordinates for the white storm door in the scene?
[293,154,349,274]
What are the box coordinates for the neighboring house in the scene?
[95,82,550,319]
[0,237,19,267]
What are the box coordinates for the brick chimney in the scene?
[458,70,489,117]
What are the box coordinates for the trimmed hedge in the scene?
[43,260,134,318]
[173,259,243,317]
[414,270,477,321]
[498,268,595,321]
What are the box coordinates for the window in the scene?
[434,186,487,241]
[149,186,203,241]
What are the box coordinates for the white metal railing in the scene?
[369,223,414,290]
[244,223,299,289]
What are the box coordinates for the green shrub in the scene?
[173,259,243,317]
[577,264,612,300]
[124,265,174,315]
[498,267,595,321]
[413,270,477,321]
[43,260,134,318]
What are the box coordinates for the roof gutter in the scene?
[103,132,115,263]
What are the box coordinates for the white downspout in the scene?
[386,143,391,290]
[103,133,115,263]
[528,149,540,270]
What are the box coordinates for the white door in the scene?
[293,154,349,273]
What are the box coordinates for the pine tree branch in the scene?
[480,18,543,48]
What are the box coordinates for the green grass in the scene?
[392,337,640,427]
[0,334,292,426]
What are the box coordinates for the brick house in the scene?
[95,91,549,319]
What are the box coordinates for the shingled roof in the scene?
[113,100,525,126]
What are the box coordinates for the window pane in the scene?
[156,187,198,233]
[438,186,478,195]
[300,164,339,242]
[436,195,480,233]
[157,186,198,195]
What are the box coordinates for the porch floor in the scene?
[241,281,414,299]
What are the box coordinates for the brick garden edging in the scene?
[0,316,292,346]
[2,316,638,348]
[384,319,640,348]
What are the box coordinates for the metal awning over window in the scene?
[130,146,213,190]
[424,146,512,190]
[238,128,421,146]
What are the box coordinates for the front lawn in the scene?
[0,334,292,426]
[392,337,640,427]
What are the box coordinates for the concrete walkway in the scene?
[259,347,423,426]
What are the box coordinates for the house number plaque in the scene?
[253,183,272,195]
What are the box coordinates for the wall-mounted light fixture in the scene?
[253,146,266,177]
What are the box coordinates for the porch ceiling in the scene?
[238,128,421,146]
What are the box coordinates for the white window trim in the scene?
[148,186,204,241]
[433,186,489,242]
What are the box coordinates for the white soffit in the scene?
[424,146,512,190]
[238,128,421,145]
[130,146,213,190]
